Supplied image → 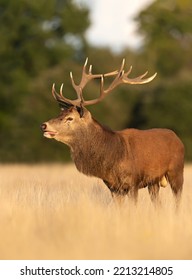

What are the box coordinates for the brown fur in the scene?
[41,107,184,206]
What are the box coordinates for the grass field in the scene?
[0,163,192,260]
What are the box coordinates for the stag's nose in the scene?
[41,123,47,131]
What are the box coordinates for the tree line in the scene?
[0,0,192,162]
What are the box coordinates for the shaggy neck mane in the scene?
[69,118,126,179]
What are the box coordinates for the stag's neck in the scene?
[69,119,125,179]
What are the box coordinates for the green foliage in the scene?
[0,0,89,162]
[131,0,192,160]
[0,0,192,162]
[136,0,192,77]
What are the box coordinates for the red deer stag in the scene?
[41,58,184,206]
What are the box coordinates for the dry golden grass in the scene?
[0,163,192,260]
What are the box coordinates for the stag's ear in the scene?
[59,103,72,110]
[76,106,84,118]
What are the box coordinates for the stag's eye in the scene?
[66,117,73,121]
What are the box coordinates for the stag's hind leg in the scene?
[148,183,160,205]
[168,170,183,208]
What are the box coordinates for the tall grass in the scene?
[0,164,192,260]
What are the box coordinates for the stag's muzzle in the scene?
[41,123,57,138]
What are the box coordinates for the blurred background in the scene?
[0,0,191,162]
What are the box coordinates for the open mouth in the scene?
[43,131,58,138]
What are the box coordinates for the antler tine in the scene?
[120,58,125,73]
[52,83,66,104]
[89,64,92,74]
[125,65,133,76]
[60,83,64,97]
[70,71,81,100]
[69,72,75,87]
[122,70,157,84]
[52,83,59,101]
[84,57,88,68]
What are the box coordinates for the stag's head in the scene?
[41,105,93,144]
[41,58,157,144]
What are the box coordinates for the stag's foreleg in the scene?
[111,193,127,205]
[111,188,138,206]
[128,186,139,204]
[103,180,134,206]
[148,183,160,205]
[111,186,139,205]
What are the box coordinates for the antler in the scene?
[83,59,157,106]
[52,58,157,108]
[52,58,117,108]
